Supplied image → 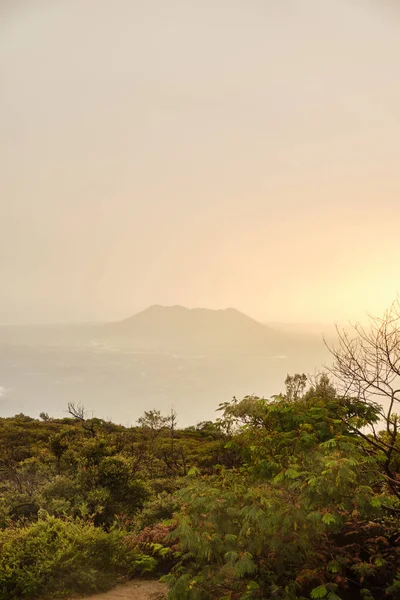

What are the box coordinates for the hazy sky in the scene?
[1,0,400,325]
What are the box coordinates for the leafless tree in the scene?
[67,402,97,438]
[325,299,400,499]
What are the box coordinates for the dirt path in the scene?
[73,580,167,600]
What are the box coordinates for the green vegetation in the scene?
[0,516,155,599]
[0,406,229,598]
[1,303,400,599]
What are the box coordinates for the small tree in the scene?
[283,373,307,401]
[39,412,51,422]
[137,410,169,442]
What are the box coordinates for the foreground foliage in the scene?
[0,513,155,599]
[164,377,400,599]
[0,406,228,597]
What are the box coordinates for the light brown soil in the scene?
[72,580,167,600]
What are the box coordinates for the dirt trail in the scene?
[72,580,167,600]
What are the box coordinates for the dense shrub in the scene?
[0,513,156,599]
[133,492,177,531]
[126,522,177,577]
[163,386,400,600]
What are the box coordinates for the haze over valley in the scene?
[0,306,332,425]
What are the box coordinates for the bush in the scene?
[133,492,177,531]
[0,513,156,599]
[126,522,177,576]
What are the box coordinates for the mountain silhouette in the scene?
[102,305,283,353]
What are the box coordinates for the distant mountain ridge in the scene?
[102,305,281,352]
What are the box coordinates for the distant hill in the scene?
[102,305,284,353]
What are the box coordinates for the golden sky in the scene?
[1,0,400,324]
